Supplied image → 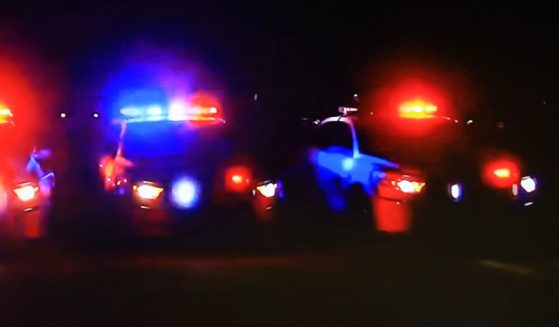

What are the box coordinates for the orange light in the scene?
[0,107,13,124]
[231,174,244,184]
[378,172,426,200]
[399,100,438,119]
[493,168,511,179]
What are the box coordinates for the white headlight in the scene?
[520,176,537,193]
[135,183,164,200]
[14,184,38,202]
[255,182,278,198]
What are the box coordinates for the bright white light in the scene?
[171,178,200,209]
[93,112,99,118]
[136,184,164,200]
[169,100,189,121]
[0,108,12,116]
[342,158,354,171]
[524,202,534,207]
[147,105,163,116]
[14,185,37,202]
[256,182,278,198]
[449,183,462,201]
[398,180,415,193]
[520,176,537,193]
[60,112,67,118]
[466,119,474,125]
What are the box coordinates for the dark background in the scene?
[3,1,558,115]
[2,1,557,177]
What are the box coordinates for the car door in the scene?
[306,120,356,211]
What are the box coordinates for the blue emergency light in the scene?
[120,100,220,123]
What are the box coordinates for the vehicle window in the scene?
[309,121,353,150]
[121,121,224,159]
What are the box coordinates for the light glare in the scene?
[14,185,37,202]
[136,183,164,200]
[520,176,537,193]
[256,183,278,198]
[171,178,200,209]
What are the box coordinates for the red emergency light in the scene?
[399,100,438,119]
[0,107,13,124]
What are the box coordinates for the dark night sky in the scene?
[2,1,558,119]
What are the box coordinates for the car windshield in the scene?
[121,121,225,160]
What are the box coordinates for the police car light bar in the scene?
[120,101,221,123]
[339,107,359,115]
[399,100,438,119]
[0,107,13,124]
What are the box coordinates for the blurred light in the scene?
[512,184,519,196]
[168,100,188,121]
[135,183,164,200]
[338,106,358,114]
[483,159,520,188]
[466,119,474,125]
[524,202,534,207]
[13,184,38,202]
[520,176,537,193]
[399,100,437,119]
[60,112,67,118]
[0,108,13,117]
[171,178,200,209]
[494,168,511,179]
[397,179,425,194]
[231,175,243,184]
[225,166,252,192]
[342,158,354,171]
[93,112,100,118]
[168,99,220,121]
[121,107,142,117]
[0,107,13,123]
[255,182,278,198]
[449,183,462,201]
[147,105,163,116]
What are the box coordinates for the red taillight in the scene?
[377,172,425,201]
[483,159,520,188]
[225,166,252,192]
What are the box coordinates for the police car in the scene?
[336,99,539,231]
[0,107,55,239]
[98,94,279,232]
[275,106,427,233]
[364,100,538,207]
